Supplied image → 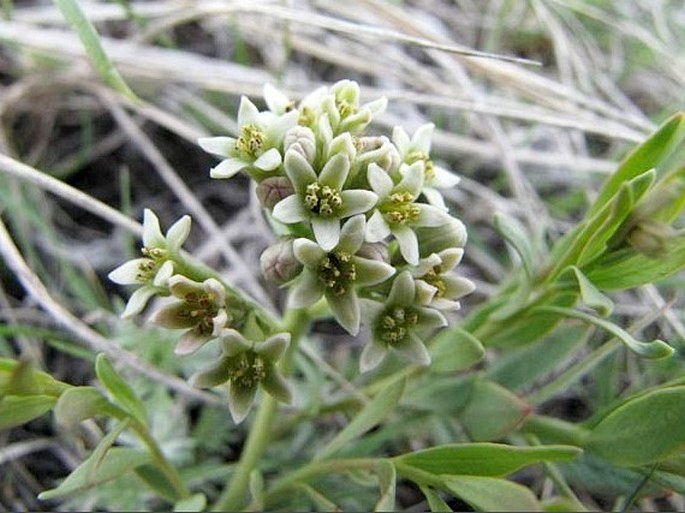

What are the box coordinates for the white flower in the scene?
[108,210,191,318]
[198,95,298,180]
[411,248,475,310]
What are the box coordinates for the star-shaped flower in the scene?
[272,149,377,251]
[288,215,396,335]
[190,329,291,423]
[360,271,447,372]
[392,123,460,209]
[198,93,298,180]
[149,275,236,355]
[366,162,452,265]
[108,209,191,318]
[411,248,475,310]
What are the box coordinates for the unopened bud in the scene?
[357,242,390,263]
[627,219,674,258]
[256,177,295,210]
[284,126,317,163]
[260,239,303,284]
[416,218,468,257]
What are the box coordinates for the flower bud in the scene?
[284,126,317,163]
[416,218,468,257]
[356,241,390,263]
[255,176,295,210]
[260,238,303,284]
[626,219,674,258]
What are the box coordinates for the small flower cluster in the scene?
[200,80,474,371]
[109,210,291,422]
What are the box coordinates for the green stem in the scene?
[212,309,311,511]
[393,460,446,489]
[133,421,191,500]
[522,414,589,447]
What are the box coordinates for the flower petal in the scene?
[395,333,431,366]
[318,154,350,189]
[430,165,460,188]
[392,126,411,154]
[266,110,299,142]
[438,248,464,271]
[174,330,211,355]
[327,289,360,335]
[190,361,230,389]
[263,83,291,114]
[198,136,235,157]
[228,383,258,424]
[142,209,165,248]
[339,190,377,218]
[442,275,476,299]
[367,163,394,198]
[237,95,259,125]
[360,338,388,373]
[288,270,324,309]
[261,369,292,403]
[415,279,438,305]
[284,149,317,193]
[416,204,451,228]
[109,258,148,285]
[220,329,252,356]
[211,309,229,336]
[293,238,325,268]
[366,210,391,242]
[312,217,340,252]
[353,258,395,287]
[121,286,157,318]
[336,215,366,255]
[256,333,290,361]
[148,302,196,329]
[165,215,191,253]
[412,123,434,153]
[397,161,425,198]
[210,158,246,179]
[422,188,448,209]
[253,148,282,171]
[272,195,308,224]
[394,225,420,265]
[168,274,202,298]
[387,271,415,306]
[416,306,448,330]
[153,260,174,287]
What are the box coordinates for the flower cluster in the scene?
[201,80,474,371]
[109,210,291,423]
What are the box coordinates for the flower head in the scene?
[288,215,395,335]
[108,209,191,317]
[392,123,460,209]
[366,162,451,265]
[360,271,447,372]
[198,94,298,180]
[149,275,242,355]
[411,248,475,310]
[190,329,291,423]
[272,149,377,251]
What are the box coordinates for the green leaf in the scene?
[458,380,531,441]
[0,358,71,398]
[54,0,138,101]
[428,327,485,373]
[493,212,535,278]
[420,485,453,512]
[54,386,125,428]
[402,375,474,414]
[586,386,685,466]
[39,420,147,500]
[315,379,405,460]
[96,354,147,425]
[374,460,396,512]
[174,493,207,512]
[534,306,673,359]
[395,443,581,477]
[486,324,588,391]
[135,464,178,502]
[300,484,341,512]
[565,266,613,316]
[589,113,685,217]
[441,475,541,512]
[0,395,56,429]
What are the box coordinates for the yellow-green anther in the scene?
[406,150,435,181]
[336,98,357,118]
[236,124,265,159]
[304,182,343,217]
[378,306,419,345]
[318,252,356,296]
[299,107,315,127]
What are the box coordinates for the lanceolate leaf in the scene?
[428,326,485,373]
[420,485,454,512]
[441,475,542,512]
[586,386,685,466]
[493,212,535,278]
[54,386,126,428]
[315,379,405,460]
[95,354,147,425]
[0,395,56,429]
[374,460,396,512]
[395,443,581,477]
[565,266,613,316]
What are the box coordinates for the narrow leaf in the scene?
[441,475,542,512]
[493,212,534,277]
[420,485,454,512]
[566,266,613,316]
[534,306,673,359]
[374,460,396,512]
[0,395,56,429]
[174,493,207,512]
[54,0,138,101]
[300,484,341,512]
[395,443,581,477]
[54,386,124,428]
[315,379,405,460]
[458,380,531,441]
[586,386,685,466]
[95,354,147,425]
[429,327,485,373]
